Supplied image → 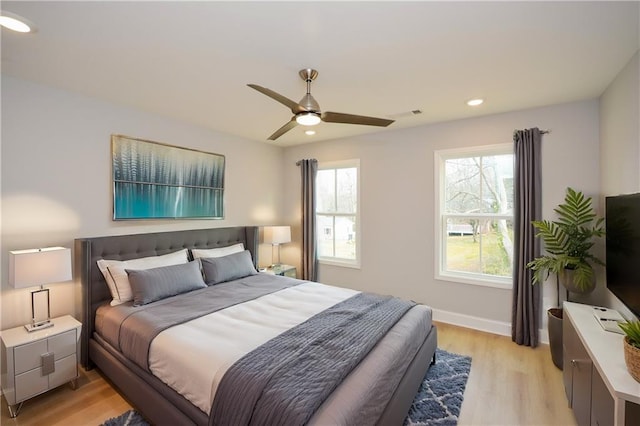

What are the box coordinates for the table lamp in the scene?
[9,247,72,332]
[263,226,291,267]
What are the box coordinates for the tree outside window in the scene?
[437,146,514,286]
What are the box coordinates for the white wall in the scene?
[1,76,285,329]
[600,52,640,197]
[595,50,640,320]
[283,100,601,331]
[3,57,634,333]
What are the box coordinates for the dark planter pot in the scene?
[548,308,563,370]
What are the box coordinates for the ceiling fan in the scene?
[248,68,395,141]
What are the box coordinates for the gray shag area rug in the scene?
[102,348,471,426]
[101,410,148,426]
[404,348,472,425]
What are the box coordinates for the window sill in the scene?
[319,259,361,270]
[436,272,512,290]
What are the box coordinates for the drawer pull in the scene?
[41,352,55,375]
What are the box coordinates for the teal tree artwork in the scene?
[112,135,225,220]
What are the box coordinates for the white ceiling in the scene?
[1,1,638,146]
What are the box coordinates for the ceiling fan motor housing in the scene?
[299,93,320,112]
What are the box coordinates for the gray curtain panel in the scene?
[511,128,542,347]
[298,159,318,281]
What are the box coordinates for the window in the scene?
[435,145,514,288]
[316,160,360,268]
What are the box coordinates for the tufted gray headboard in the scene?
[75,226,259,368]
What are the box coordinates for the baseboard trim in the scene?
[431,308,549,345]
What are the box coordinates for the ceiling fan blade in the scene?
[268,118,298,141]
[321,111,394,127]
[247,84,306,114]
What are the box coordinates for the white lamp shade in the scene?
[9,247,72,289]
[263,226,291,245]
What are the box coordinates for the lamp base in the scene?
[24,320,53,333]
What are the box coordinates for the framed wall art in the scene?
[112,135,225,220]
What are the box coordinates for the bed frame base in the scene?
[90,324,437,426]
[90,338,204,425]
[376,325,437,425]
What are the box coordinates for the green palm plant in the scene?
[527,187,605,292]
[619,321,640,349]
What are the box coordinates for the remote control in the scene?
[592,306,625,334]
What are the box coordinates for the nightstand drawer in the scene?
[282,268,296,278]
[48,330,76,360]
[14,354,76,402]
[13,329,76,375]
[14,340,48,374]
[15,367,48,401]
[49,354,77,389]
[265,265,296,278]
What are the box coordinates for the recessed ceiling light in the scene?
[0,12,36,33]
[467,99,484,107]
[305,130,316,136]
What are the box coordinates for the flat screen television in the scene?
[605,192,640,318]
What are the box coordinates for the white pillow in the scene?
[191,243,244,259]
[97,248,189,306]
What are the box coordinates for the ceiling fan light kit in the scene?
[248,68,395,140]
[296,112,321,126]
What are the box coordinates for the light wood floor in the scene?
[0,367,130,426]
[1,322,577,426]
[437,322,577,426]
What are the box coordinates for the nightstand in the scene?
[1,315,81,417]
[266,264,297,278]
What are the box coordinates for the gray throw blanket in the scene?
[209,292,416,426]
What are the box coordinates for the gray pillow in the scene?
[201,250,258,285]
[127,260,206,306]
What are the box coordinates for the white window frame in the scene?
[316,159,361,269]
[434,144,513,289]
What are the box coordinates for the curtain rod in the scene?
[540,129,551,134]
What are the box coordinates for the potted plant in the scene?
[619,320,640,383]
[528,187,605,293]
[527,187,605,369]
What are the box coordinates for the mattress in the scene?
[95,274,433,424]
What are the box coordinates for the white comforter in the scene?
[148,281,358,414]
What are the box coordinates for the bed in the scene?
[76,226,437,426]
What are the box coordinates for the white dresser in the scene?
[563,302,640,426]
